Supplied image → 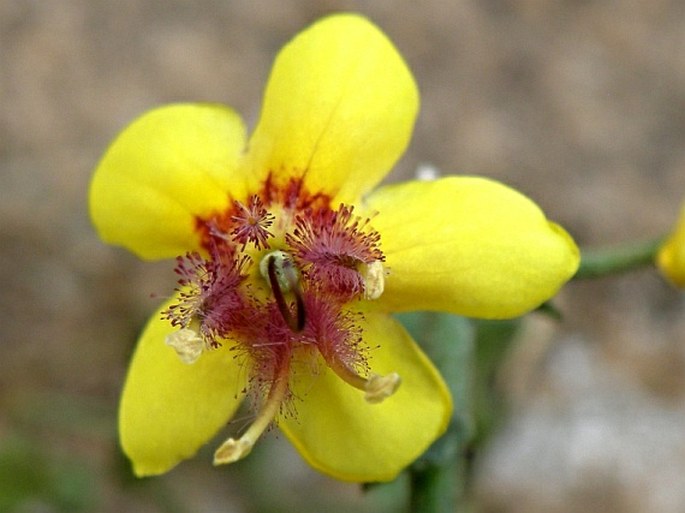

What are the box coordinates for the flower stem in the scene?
[574,237,664,280]
[396,313,474,513]
[409,454,462,513]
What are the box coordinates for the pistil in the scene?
[213,369,290,465]
[261,251,306,332]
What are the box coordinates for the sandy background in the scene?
[2,1,685,512]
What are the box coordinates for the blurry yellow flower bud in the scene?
[657,204,685,287]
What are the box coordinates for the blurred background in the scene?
[2,0,685,511]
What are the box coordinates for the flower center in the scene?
[163,177,397,465]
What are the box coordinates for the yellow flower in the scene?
[89,14,579,482]
[658,203,685,286]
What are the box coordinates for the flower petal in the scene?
[365,176,579,318]
[279,311,452,482]
[119,300,246,476]
[246,14,418,204]
[90,104,247,260]
[658,203,685,287]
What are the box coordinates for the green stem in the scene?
[409,455,461,513]
[397,313,474,513]
[574,237,664,279]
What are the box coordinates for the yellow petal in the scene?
[365,176,579,318]
[279,311,452,482]
[90,104,247,260]
[658,203,685,287]
[119,300,246,476]
[246,13,418,204]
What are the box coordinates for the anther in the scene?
[325,357,401,404]
[364,373,401,403]
[213,374,289,466]
[361,260,386,300]
[165,326,204,364]
[260,251,306,332]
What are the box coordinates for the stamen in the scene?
[165,325,204,364]
[286,204,385,300]
[361,260,386,300]
[230,195,275,250]
[163,245,249,341]
[260,251,306,332]
[325,358,401,404]
[213,373,289,465]
[364,373,402,404]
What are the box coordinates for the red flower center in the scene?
[165,175,388,395]
[164,174,400,464]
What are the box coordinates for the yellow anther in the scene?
[324,356,401,404]
[213,437,253,464]
[361,260,386,300]
[364,372,401,404]
[165,328,204,364]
